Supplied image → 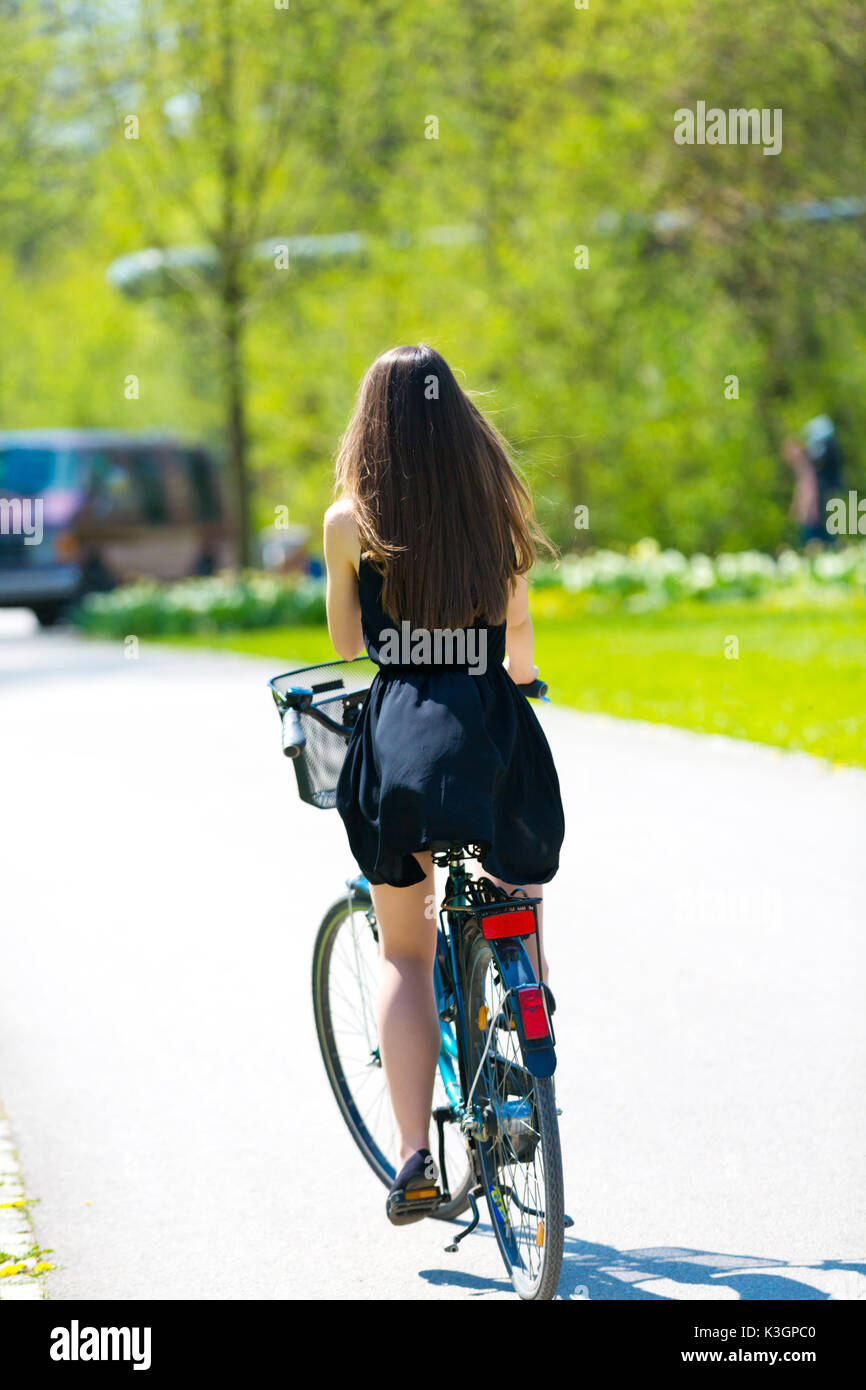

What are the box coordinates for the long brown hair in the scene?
[335,345,555,629]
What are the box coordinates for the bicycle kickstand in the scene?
[444,1187,483,1253]
[432,1106,453,1207]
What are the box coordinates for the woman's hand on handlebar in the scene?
[516,677,549,701]
[503,655,548,700]
[504,653,538,685]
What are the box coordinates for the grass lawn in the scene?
[161,596,866,768]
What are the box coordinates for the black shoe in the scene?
[385,1149,443,1226]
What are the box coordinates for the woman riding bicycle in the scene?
[323,344,566,1224]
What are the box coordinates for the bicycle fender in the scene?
[488,939,557,1078]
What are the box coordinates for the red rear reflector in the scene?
[481,909,536,939]
[518,987,549,1040]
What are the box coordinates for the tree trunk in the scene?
[224,283,249,568]
[217,0,250,569]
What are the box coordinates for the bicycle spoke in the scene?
[465,937,561,1295]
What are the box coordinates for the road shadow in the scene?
[555,1239,866,1300]
[419,1221,866,1300]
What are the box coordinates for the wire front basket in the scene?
[269,657,378,809]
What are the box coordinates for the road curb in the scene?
[0,1101,51,1300]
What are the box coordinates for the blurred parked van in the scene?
[0,430,234,625]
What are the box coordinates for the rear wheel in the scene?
[463,928,564,1299]
[312,892,472,1219]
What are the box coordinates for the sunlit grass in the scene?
[538,598,866,766]
[160,598,866,767]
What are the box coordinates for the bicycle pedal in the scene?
[386,1185,446,1226]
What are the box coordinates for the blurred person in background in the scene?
[783,434,821,545]
[803,415,845,533]
[783,415,845,546]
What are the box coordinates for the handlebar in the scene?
[515,677,550,702]
[275,670,550,761]
[281,707,306,759]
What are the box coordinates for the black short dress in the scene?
[335,556,565,889]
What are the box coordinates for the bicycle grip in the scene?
[281,707,306,758]
[516,677,549,701]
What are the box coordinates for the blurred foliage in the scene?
[72,537,866,635]
[73,572,326,636]
[2,0,865,552]
[532,538,866,609]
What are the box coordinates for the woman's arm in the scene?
[323,499,364,659]
[503,573,538,685]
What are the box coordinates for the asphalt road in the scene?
[1,610,864,1301]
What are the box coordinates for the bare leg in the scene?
[476,871,549,986]
[369,852,440,1167]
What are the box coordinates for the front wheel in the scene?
[463,928,565,1299]
[311,890,472,1220]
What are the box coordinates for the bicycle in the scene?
[269,656,567,1300]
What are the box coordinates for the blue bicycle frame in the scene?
[349,851,555,1159]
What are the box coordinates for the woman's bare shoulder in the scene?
[324,495,355,523]
[324,497,361,566]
